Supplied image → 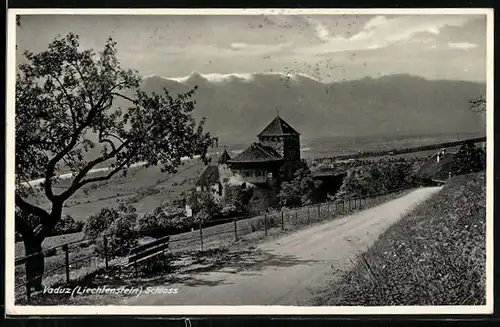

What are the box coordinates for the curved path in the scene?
[122,187,442,306]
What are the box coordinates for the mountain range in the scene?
[137,72,486,146]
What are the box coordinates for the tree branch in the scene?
[15,193,51,223]
[58,139,131,200]
[110,92,139,105]
[68,60,95,108]
[52,74,78,128]
[77,157,133,187]
[99,137,117,153]
[44,88,114,201]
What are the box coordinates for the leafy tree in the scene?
[83,206,126,239]
[470,94,486,113]
[335,160,416,201]
[278,165,320,208]
[224,185,254,215]
[454,143,486,175]
[15,33,217,289]
[137,201,187,236]
[52,214,84,235]
[186,189,222,223]
[95,210,139,258]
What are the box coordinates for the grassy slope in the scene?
[316,172,486,306]
[15,160,206,291]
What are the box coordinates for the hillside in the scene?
[316,172,486,306]
[137,73,486,145]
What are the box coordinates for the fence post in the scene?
[264,214,268,236]
[234,219,238,240]
[295,210,298,222]
[307,207,310,220]
[103,235,109,270]
[199,221,204,251]
[63,244,70,284]
[281,210,284,230]
[317,204,321,218]
[26,280,31,303]
[327,203,330,214]
[342,201,345,213]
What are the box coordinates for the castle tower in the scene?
[257,113,301,163]
[217,148,232,198]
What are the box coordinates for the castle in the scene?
[194,113,302,213]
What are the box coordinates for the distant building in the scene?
[417,148,459,184]
[191,114,303,214]
[416,142,486,184]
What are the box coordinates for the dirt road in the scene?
[122,187,442,306]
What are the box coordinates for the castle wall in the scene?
[258,135,301,163]
[283,135,301,162]
[259,136,284,157]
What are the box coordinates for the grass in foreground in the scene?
[315,172,486,306]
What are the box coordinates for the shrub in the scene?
[454,143,486,175]
[137,202,190,236]
[278,165,321,208]
[83,207,120,239]
[96,211,139,258]
[52,214,84,235]
[335,160,416,201]
[221,204,238,218]
[139,252,175,276]
[186,189,222,222]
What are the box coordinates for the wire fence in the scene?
[15,186,412,302]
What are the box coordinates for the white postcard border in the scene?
[5,8,495,315]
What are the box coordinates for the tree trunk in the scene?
[18,203,63,292]
[23,235,44,291]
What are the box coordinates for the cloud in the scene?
[364,16,388,30]
[448,42,478,50]
[229,41,293,55]
[314,22,331,42]
[295,15,473,55]
[161,71,320,84]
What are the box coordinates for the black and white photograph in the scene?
[5,9,493,315]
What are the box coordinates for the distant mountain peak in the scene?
[144,71,321,85]
[138,73,485,144]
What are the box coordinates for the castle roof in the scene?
[218,149,231,164]
[257,115,300,137]
[227,142,283,163]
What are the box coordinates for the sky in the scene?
[15,13,487,83]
